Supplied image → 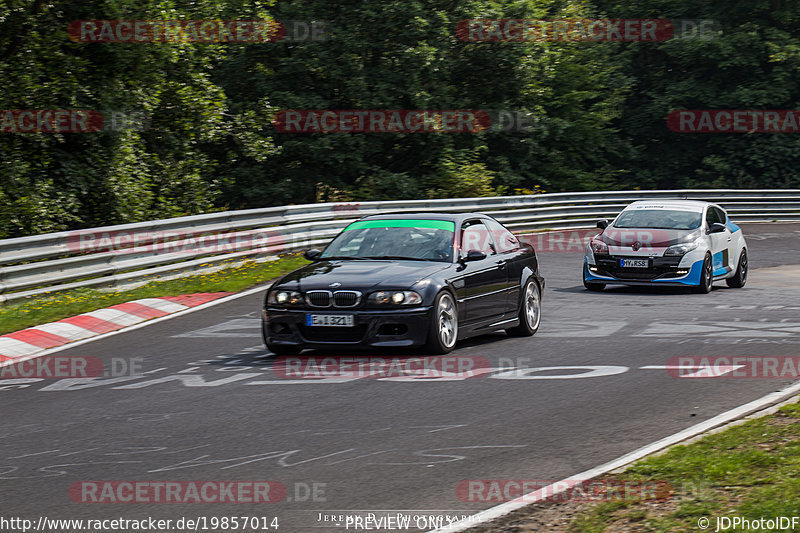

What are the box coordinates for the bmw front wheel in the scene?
[425,291,458,354]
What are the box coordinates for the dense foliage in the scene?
[1,0,799,237]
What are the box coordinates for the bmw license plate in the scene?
[621,258,648,268]
[306,314,354,327]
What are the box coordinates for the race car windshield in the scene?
[321,219,455,262]
[614,209,702,230]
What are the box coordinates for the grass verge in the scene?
[0,254,309,336]
[467,398,800,532]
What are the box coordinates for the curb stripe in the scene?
[0,292,234,362]
[109,302,170,319]
[61,315,127,334]
[0,337,45,358]
[130,298,188,314]
[82,308,146,327]
[32,322,97,341]
[162,292,232,307]
[6,329,71,349]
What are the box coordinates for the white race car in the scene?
[583,200,748,293]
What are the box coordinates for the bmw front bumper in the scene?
[263,306,433,349]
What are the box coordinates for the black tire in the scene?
[424,291,458,354]
[726,249,748,288]
[583,278,606,291]
[583,266,605,291]
[506,279,541,337]
[693,253,713,294]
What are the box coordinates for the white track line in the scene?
[430,379,800,532]
[0,284,269,369]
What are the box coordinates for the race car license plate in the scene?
[306,314,354,327]
[621,258,648,268]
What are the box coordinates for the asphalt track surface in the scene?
[3,223,800,532]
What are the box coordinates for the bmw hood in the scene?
[274,260,450,292]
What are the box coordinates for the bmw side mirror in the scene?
[464,250,487,262]
[304,249,322,261]
[597,219,608,230]
[709,223,726,234]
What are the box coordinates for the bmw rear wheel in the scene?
[425,291,458,354]
[506,279,541,337]
[726,249,748,288]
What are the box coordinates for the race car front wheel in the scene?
[583,265,605,291]
[693,253,713,294]
[726,249,748,288]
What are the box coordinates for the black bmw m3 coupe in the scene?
[262,213,544,354]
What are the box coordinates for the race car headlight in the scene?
[664,241,699,257]
[268,290,303,305]
[589,238,608,254]
[369,291,422,305]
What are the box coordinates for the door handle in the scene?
[496,260,507,268]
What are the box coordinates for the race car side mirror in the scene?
[304,249,322,260]
[597,219,608,230]
[709,223,726,234]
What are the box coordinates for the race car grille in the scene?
[299,324,368,342]
[305,290,362,308]
[595,255,683,281]
[333,291,361,307]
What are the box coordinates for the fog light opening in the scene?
[270,322,291,334]
[377,324,408,336]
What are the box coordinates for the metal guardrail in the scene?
[1,189,799,302]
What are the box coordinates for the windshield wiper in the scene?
[320,256,373,260]
[361,255,435,261]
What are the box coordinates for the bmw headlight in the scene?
[369,291,422,305]
[664,241,699,257]
[267,290,303,305]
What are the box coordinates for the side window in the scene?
[705,208,717,227]
[484,218,519,253]
[461,220,496,255]
[714,207,727,225]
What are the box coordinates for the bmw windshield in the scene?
[321,219,455,262]
[614,209,702,230]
